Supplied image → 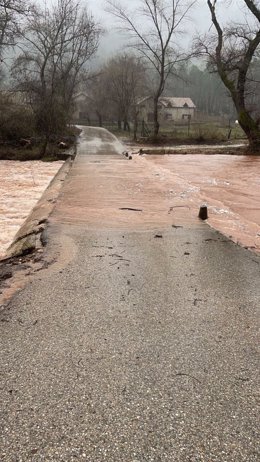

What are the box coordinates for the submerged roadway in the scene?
[0,127,259,461]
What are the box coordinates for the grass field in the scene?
[157,122,245,142]
[81,120,246,144]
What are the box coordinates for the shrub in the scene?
[0,95,36,140]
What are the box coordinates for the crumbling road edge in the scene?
[5,157,72,259]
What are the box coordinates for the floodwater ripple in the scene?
[0,160,63,258]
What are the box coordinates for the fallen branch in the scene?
[119,208,143,212]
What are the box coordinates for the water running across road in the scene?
[0,135,259,258]
[143,154,260,252]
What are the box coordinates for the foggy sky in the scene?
[39,1,252,58]
[86,0,246,29]
[86,0,248,58]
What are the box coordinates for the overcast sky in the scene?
[40,1,253,58]
[86,0,250,58]
[84,0,211,57]
[86,0,212,34]
[41,0,251,27]
[84,0,247,27]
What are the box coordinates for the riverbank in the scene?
[123,139,249,156]
[0,126,80,161]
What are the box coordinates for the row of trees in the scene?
[85,58,250,132]
[0,0,260,151]
[106,0,197,138]
[0,0,100,154]
[83,54,148,138]
[166,63,237,117]
[105,0,260,150]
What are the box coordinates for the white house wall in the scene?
[139,101,195,123]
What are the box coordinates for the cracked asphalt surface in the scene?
[0,127,259,461]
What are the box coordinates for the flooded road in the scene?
[0,160,63,259]
[144,154,260,252]
[53,127,260,253]
[1,127,259,462]
[0,146,259,259]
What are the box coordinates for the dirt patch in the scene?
[0,251,44,309]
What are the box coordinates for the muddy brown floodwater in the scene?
[0,160,63,259]
[143,154,260,252]
[1,152,259,259]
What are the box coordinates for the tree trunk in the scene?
[40,136,49,158]
[218,72,260,152]
[207,0,260,153]
[133,115,138,141]
[153,97,160,139]
[238,109,260,153]
[97,112,103,127]
[118,120,122,130]
[123,119,130,132]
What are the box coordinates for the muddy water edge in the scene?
[1,153,260,259]
[0,160,64,259]
[143,153,260,253]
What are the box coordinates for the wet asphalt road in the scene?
[0,127,259,461]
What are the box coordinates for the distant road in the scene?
[0,127,259,461]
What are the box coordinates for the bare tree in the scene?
[103,53,148,132]
[0,0,29,58]
[85,72,111,127]
[52,1,100,119]
[12,0,100,155]
[196,0,260,152]
[106,0,196,138]
[85,54,148,136]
